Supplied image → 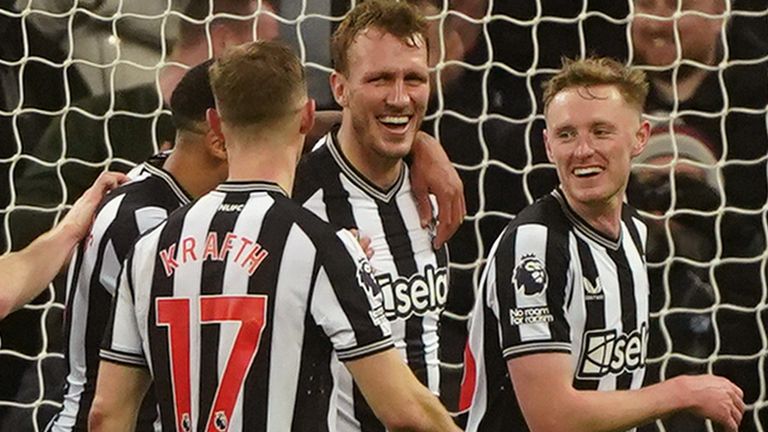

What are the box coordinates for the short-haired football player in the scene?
[463,57,744,432]
[293,1,454,430]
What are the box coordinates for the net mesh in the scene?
[0,1,766,431]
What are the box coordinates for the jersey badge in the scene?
[356,258,387,326]
[583,276,604,300]
[512,254,548,296]
[214,411,227,431]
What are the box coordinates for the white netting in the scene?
[0,1,766,431]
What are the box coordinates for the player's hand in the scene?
[409,131,466,249]
[60,171,128,241]
[675,374,744,432]
[349,229,374,259]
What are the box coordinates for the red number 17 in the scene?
[156,295,268,432]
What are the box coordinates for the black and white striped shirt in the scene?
[50,153,190,432]
[101,181,393,432]
[294,131,449,431]
[464,188,649,432]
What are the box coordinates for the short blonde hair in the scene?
[331,0,427,75]
[209,40,306,128]
[543,57,649,113]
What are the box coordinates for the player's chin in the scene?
[381,137,413,160]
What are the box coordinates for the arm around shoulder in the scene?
[507,353,744,432]
[345,348,461,432]
[408,131,465,249]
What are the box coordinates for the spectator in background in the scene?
[632,0,768,211]
[0,0,92,249]
[9,0,277,249]
[631,2,768,426]
[627,126,724,431]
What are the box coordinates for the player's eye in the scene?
[405,74,428,85]
[593,128,613,138]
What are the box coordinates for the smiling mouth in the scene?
[574,167,603,178]
[378,115,412,132]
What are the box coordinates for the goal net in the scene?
[1,0,766,431]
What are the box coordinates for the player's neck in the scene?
[563,191,623,240]
[226,134,302,195]
[164,141,221,199]
[336,121,403,190]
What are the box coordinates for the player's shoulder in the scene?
[294,134,335,200]
[278,194,336,237]
[111,159,189,210]
[273,194,360,259]
[121,217,169,276]
[501,191,568,238]
[298,133,333,169]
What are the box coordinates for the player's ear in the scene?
[299,98,316,135]
[330,71,348,108]
[632,120,651,158]
[206,127,227,161]
[207,108,225,142]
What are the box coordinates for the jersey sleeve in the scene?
[100,252,147,367]
[311,229,393,362]
[484,223,572,360]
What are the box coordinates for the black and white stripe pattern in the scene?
[294,131,449,431]
[49,153,190,432]
[465,188,649,432]
[101,181,393,432]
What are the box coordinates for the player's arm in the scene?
[89,361,152,432]
[91,245,152,431]
[0,171,127,319]
[346,349,461,432]
[409,130,465,249]
[508,353,745,432]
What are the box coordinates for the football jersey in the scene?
[464,188,649,432]
[294,130,449,431]
[101,181,393,432]
[49,152,191,432]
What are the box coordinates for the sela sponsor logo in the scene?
[376,264,448,320]
[509,306,554,326]
[356,259,387,326]
[577,324,648,379]
[513,254,548,296]
[583,276,604,300]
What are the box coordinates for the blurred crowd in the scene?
[1,0,766,430]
